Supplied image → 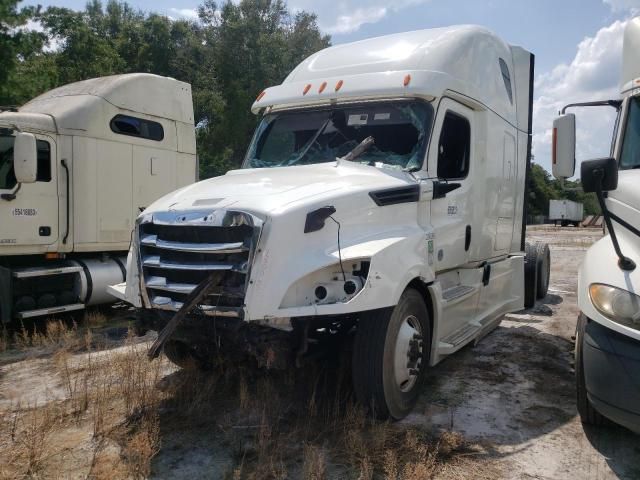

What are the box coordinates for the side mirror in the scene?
[581,157,618,193]
[552,114,576,179]
[13,132,37,183]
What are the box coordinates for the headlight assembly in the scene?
[589,283,640,330]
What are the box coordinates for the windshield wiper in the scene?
[339,136,375,163]
[287,117,332,166]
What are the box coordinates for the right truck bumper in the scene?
[583,317,640,433]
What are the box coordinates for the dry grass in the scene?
[0,319,500,479]
[0,323,166,479]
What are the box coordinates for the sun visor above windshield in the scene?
[251,71,442,114]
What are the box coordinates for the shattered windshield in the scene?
[244,101,433,171]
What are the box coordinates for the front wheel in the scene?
[352,288,431,420]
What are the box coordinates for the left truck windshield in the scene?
[0,134,52,189]
[244,100,433,171]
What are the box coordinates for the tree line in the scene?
[2,0,596,216]
[1,0,330,177]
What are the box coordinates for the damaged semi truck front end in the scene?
[119,25,546,419]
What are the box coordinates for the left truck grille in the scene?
[138,210,262,318]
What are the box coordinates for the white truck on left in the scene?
[0,73,197,322]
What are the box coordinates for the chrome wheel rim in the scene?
[393,314,423,392]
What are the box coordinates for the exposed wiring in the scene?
[328,215,346,281]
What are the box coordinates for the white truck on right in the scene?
[549,199,583,227]
[552,18,640,433]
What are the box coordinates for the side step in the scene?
[438,323,481,355]
[17,303,85,319]
[12,265,83,279]
[442,285,475,303]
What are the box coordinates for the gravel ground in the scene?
[406,226,640,480]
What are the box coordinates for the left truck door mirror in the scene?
[13,132,38,183]
[552,114,576,179]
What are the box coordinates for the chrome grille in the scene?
[138,210,262,318]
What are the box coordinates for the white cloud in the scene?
[169,7,199,20]
[292,0,428,35]
[324,6,387,35]
[533,20,627,174]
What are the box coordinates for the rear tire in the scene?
[575,314,606,426]
[535,242,551,299]
[524,242,538,309]
[352,288,431,420]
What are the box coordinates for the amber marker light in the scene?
[335,80,343,92]
[256,90,266,102]
[303,84,312,95]
[404,74,411,87]
[319,82,327,93]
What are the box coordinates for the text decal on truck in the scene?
[12,208,38,217]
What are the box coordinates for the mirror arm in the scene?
[561,100,622,115]
[0,183,21,201]
[593,170,636,271]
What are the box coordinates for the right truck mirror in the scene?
[580,157,618,193]
[552,113,576,179]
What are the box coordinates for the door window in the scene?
[437,111,471,179]
[620,97,640,169]
[0,135,51,190]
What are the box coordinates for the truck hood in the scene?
[145,161,416,216]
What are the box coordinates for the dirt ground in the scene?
[0,225,638,479]
[411,225,640,480]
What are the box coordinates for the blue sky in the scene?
[22,0,640,172]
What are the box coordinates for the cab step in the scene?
[17,303,85,319]
[438,322,481,355]
[12,265,83,279]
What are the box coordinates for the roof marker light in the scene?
[319,81,327,93]
[335,80,343,92]
[404,74,411,87]
[303,84,312,95]
[256,90,266,102]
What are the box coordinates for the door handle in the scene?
[433,180,461,199]
[61,159,70,244]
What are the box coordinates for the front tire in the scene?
[163,340,210,370]
[352,288,431,420]
[575,314,606,426]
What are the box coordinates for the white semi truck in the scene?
[552,19,640,433]
[549,199,584,227]
[116,26,549,419]
[0,74,197,322]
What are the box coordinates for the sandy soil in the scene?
[409,226,640,480]
[0,225,638,479]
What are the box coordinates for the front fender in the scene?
[247,229,432,319]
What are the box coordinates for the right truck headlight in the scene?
[589,283,640,330]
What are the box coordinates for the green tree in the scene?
[0,0,46,105]
[195,0,330,177]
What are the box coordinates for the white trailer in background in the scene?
[117,25,550,420]
[549,199,584,227]
[0,74,197,322]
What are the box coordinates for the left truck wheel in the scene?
[352,288,431,420]
[163,340,210,370]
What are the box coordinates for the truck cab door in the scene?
[427,98,475,271]
[0,134,58,247]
